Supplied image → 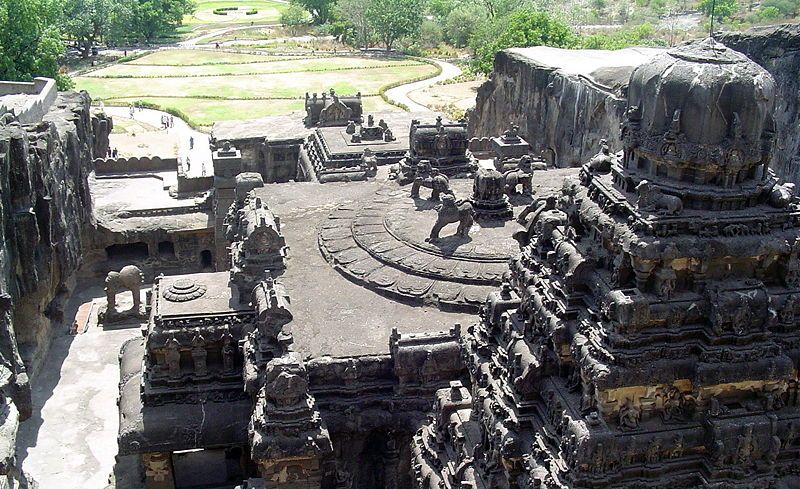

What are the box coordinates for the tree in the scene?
[480,0,525,18]
[760,0,800,17]
[336,0,375,48]
[62,0,112,58]
[427,0,459,19]
[109,0,195,43]
[290,0,335,24]
[418,19,443,48]
[443,5,484,47]
[699,0,738,20]
[0,0,72,89]
[469,9,575,73]
[281,4,308,36]
[366,0,425,51]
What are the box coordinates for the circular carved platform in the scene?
[163,278,207,302]
[319,183,529,312]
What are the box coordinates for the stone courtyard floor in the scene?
[16,282,142,489]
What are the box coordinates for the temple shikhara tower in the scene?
[413,39,800,489]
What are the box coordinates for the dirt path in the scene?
[385,59,462,112]
[179,22,281,47]
[104,106,213,178]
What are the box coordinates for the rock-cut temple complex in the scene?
[4,25,800,489]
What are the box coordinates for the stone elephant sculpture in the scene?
[105,265,144,313]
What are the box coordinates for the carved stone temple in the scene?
[411,39,800,489]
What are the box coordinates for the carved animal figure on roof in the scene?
[503,155,533,196]
[635,180,683,215]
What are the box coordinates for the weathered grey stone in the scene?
[719,23,800,184]
[468,46,664,168]
[0,88,109,483]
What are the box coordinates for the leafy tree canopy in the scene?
[760,0,800,17]
[290,0,335,24]
[579,22,667,49]
[698,0,738,19]
[469,9,575,73]
[62,0,112,58]
[108,0,196,43]
[335,0,375,48]
[281,4,309,35]
[366,0,425,51]
[0,0,72,89]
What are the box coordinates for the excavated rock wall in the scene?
[470,32,800,178]
[719,24,800,184]
[0,91,110,403]
[468,49,630,168]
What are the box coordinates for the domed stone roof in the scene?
[625,38,775,166]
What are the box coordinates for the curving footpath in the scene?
[385,59,462,112]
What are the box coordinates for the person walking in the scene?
[189,136,195,150]
[186,157,191,171]
[112,148,118,158]
[169,115,174,128]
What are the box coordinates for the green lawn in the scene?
[88,55,425,77]
[184,0,286,25]
[77,49,438,126]
[127,49,275,65]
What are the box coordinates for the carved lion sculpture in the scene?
[105,265,144,313]
[503,156,533,196]
[426,194,474,242]
[636,180,683,215]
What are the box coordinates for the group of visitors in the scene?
[106,147,119,158]
[128,101,144,118]
[161,114,174,129]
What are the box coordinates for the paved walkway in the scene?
[16,284,142,489]
[103,106,212,178]
[385,59,462,112]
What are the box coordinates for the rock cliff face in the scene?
[719,24,800,184]
[0,91,109,430]
[468,46,664,167]
[470,34,800,178]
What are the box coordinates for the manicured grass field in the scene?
[76,49,438,126]
[184,0,286,25]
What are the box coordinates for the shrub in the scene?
[469,10,575,74]
[212,6,239,15]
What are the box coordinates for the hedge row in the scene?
[212,6,238,14]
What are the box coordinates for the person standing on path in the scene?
[190,136,195,150]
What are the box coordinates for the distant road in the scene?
[385,59,462,112]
